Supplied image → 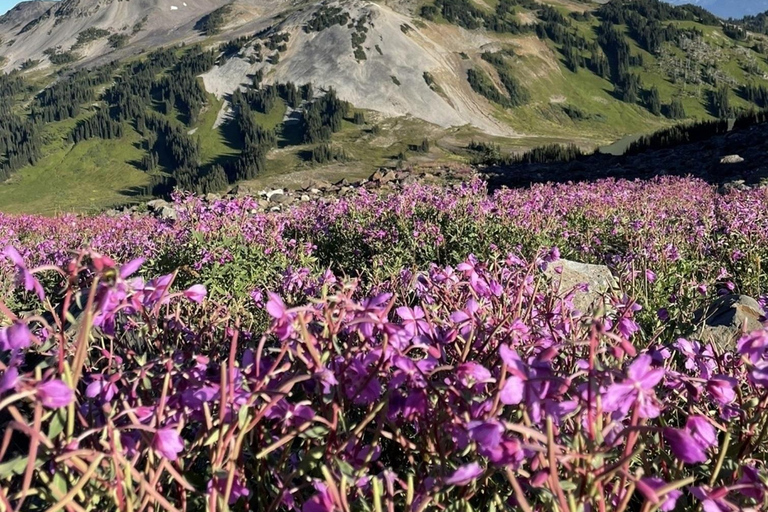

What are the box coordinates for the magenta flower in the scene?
[396,305,431,338]
[183,284,207,303]
[637,477,682,512]
[706,376,737,405]
[686,415,718,450]
[0,366,19,394]
[467,420,504,452]
[37,380,74,409]
[153,427,184,460]
[616,317,640,339]
[445,462,484,486]
[603,355,664,419]
[266,292,294,340]
[737,329,768,363]
[85,378,118,402]
[455,362,494,389]
[735,465,765,500]
[207,475,250,504]
[119,257,145,279]
[303,481,335,512]
[690,486,732,512]
[499,344,526,405]
[663,427,707,464]
[3,246,45,301]
[0,321,33,351]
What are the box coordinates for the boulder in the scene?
[370,170,385,181]
[380,171,398,183]
[146,199,170,211]
[543,259,618,314]
[265,189,285,200]
[693,294,765,351]
[720,155,745,164]
[159,206,178,221]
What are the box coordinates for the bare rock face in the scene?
[693,294,766,351]
[543,259,618,314]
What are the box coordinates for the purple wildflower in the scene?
[183,284,207,303]
[3,246,45,301]
[37,380,74,409]
[637,477,682,512]
[153,427,184,460]
[0,321,33,351]
[603,354,664,419]
[445,462,484,486]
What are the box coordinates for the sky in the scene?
[0,0,21,15]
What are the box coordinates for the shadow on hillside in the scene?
[118,185,153,198]
[480,120,768,191]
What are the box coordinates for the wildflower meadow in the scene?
[1,175,768,510]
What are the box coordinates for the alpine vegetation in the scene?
[0,176,768,510]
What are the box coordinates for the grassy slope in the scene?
[0,116,150,215]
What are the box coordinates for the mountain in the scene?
[1,0,768,214]
[0,0,240,70]
[0,1,57,27]
[664,0,768,19]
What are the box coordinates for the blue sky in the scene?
[0,0,20,15]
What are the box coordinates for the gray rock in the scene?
[720,155,745,164]
[159,206,178,221]
[693,294,765,351]
[719,180,748,193]
[146,199,170,211]
[265,189,285,200]
[380,171,398,183]
[269,193,291,204]
[543,259,618,314]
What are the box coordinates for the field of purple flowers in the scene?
[1,175,768,510]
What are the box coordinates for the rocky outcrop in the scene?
[693,294,766,351]
[543,259,618,314]
[107,166,476,219]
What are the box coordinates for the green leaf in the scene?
[300,425,329,440]
[445,499,474,512]
[203,429,221,447]
[238,403,250,428]
[0,456,27,477]
[52,471,68,496]
[47,409,67,439]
